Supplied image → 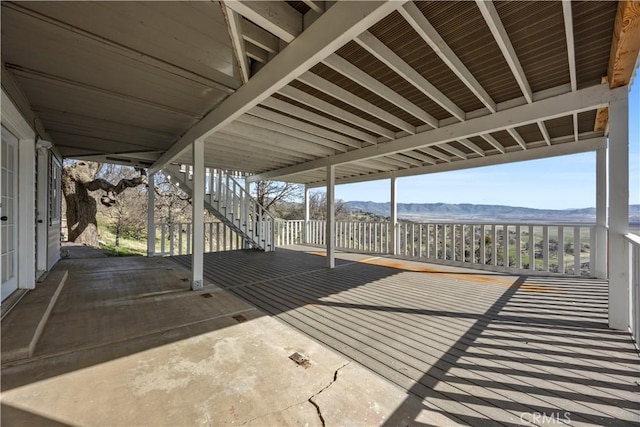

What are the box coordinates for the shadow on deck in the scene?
[172,245,640,426]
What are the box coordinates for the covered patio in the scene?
[2,245,639,425]
[1,0,639,425]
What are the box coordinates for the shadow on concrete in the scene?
[1,403,73,426]
[172,248,640,426]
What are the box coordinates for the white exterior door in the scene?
[1,126,19,301]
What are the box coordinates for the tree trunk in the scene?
[62,161,146,247]
[62,169,99,246]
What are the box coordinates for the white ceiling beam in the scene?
[246,44,269,63]
[356,31,465,121]
[302,0,326,13]
[401,150,437,165]
[242,19,279,53]
[476,0,533,104]
[562,0,577,92]
[537,121,552,146]
[480,134,506,154]
[506,128,527,150]
[458,138,485,157]
[399,3,497,113]
[248,84,620,181]
[302,0,325,14]
[236,114,349,152]
[321,54,438,127]
[225,0,302,43]
[306,136,606,187]
[261,97,377,144]
[222,6,250,84]
[380,155,417,168]
[420,147,451,162]
[278,85,396,139]
[149,1,403,174]
[438,143,468,160]
[199,143,296,166]
[249,106,363,148]
[222,121,336,156]
[298,72,415,134]
[209,132,317,160]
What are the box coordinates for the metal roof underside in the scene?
[1,1,631,187]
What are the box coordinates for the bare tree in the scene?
[253,180,302,211]
[62,161,146,246]
[309,191,349,220]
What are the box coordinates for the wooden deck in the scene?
[171,246,640,426]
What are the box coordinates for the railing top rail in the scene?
[625,233,640,245]
[277,219,597,227]
[402,220,597,227]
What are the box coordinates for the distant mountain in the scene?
[344,201,640,223]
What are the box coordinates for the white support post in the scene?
[304,185,310,245]
[326,165,335,268]
[595,147,607,278]
[244,179,250,248]
[18,139,36,290]
[192,139,205,290]
[608,95,630,330]
[390,176,397,255]
[147,172,156,257]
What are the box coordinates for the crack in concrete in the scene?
[240,362,350,426]
[308,362,350,427]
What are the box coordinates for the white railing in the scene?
[627,233,640,349]
[276,219,600,276]
[335,221,390,253]
[394,222,597,276]
[154,222,248,256]
[275,220,305,246]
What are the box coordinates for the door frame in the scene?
[1,89,38,298]
[1,126,19,301]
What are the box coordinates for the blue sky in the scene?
[330,81,640,210]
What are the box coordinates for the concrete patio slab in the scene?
[1,252,429,426]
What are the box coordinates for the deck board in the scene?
[171,246,640,426]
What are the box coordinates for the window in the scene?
[49,156,61,224]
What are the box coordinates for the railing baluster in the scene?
[542,225,549,272]
[558,226,565,274]
[515,225,521,269]
[480,225,486,265]
[589,226,596,277]
[178,224,183,256]
[186,223,191,255]
[529,225,535,271]
[161,223,166,255]
[574,226,581,275]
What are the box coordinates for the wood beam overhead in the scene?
[399,3,497,113]
[248,105,364,148]
[224,1,302,43]
[278,85,396,139]
[595,1,640,132]
[242,18,279,53]
[562,0,577,92]
[476,0,533,104]
[356,31,466,121]
[297,72,416,134]
[261,97,377,144]
[149,1,404,174]
[222,6,250,84]
[322,54,437,127]
[306,137,607,188]
[608,0,640,89]
[249,84,623,182]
